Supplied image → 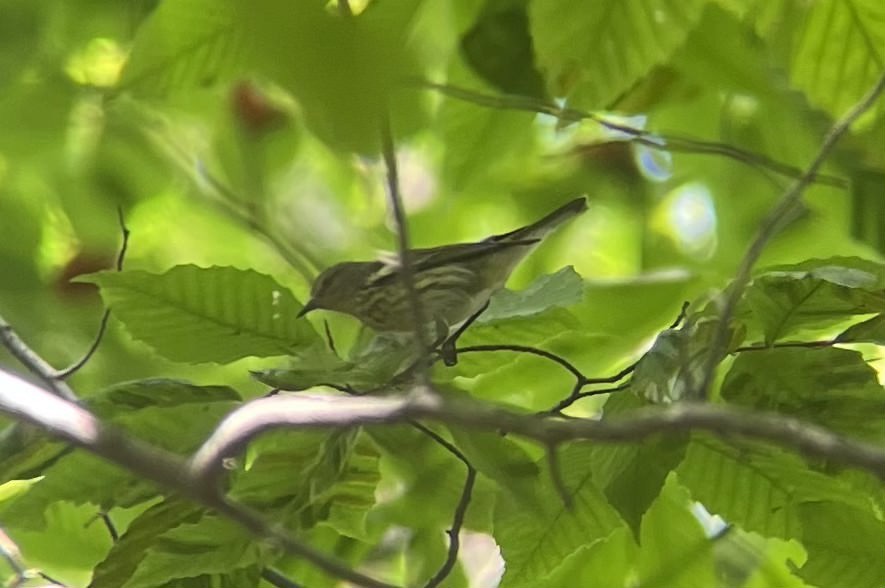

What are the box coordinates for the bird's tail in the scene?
[490,197,588,243]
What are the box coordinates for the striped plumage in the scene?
[298,197,587,333]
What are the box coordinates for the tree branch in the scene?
[188,391,885,484]
[0,368,398,588]
[413,80,847,189]
[697,69,885,399]
[0,315,77,402]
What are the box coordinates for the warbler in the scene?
[297,197,587,334]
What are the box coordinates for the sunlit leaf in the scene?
[481,266,584,322]
[82,265,320,363]
[637,475,716,588]
[236,0,425,153]
[754,0,885,124]
[495,443,625,587]
[530,0,712,108]
[118,0,243,96]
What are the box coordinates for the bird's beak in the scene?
[297,299,318,318]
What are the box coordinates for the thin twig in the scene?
[734,340,836,353]
[0,315,77,402]
[86,510,120,541]
[697,69,885,400]
[261,567,304,588]
[55,312,111,380]
[583,362,637,385]
[196,162,318,282]
[55,209,130,380]
[380,113,431,365]
[424,465,475,588]
[668,301,690,330]
[407,422,477,588]
[413,80,847,189]
[409,422,468,465]
[38,571,67,587]
[456,344,585,382]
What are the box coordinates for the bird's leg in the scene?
[439,300,490,367]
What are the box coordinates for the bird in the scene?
[297,197,587,340]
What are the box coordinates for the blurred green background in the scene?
[2,0,881,397]
[1,0,884,585]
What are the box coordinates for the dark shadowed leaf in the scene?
[722,347,885,441]
[797,501,885,588]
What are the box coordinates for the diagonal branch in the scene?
[0,314,77,402]
[0,368,398,588]
[413,80,847,189]
[697,69,885,399]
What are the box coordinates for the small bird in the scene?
[298,197,587,337]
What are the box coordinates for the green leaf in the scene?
[7,501,116,587]
[448,427,541,510]
[480,266,584,322]
[677,435,872,540]
[797,502,885,588]
[124,516,260,588]
[460,0,546,98]
[495,443,625,587]
[583,393,690,537]
[539,526,637,587]
[714,527,810,588]
[530,0,711,109]
[604,436,689,537]
[631,310,743,403]
[637,475,716,588]
[369,425,496,533]
[755,0,885,124]
[253,336,414,391]
[0,381,239,530]
[231,430,380,540]
[82,265,320,363]
[744,258,885,343]
[89,499,205,588]
[118,0,242,96]
[237,0,425,153]
[436,71,538,192]
[722,347,885,441]
[837,313,885,344]
[89,378,241,418]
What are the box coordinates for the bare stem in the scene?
[380,113,431,365]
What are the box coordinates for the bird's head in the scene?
[297,262,378,318]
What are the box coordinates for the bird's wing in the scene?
[366,240,537,287]
[487,197,587,243]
